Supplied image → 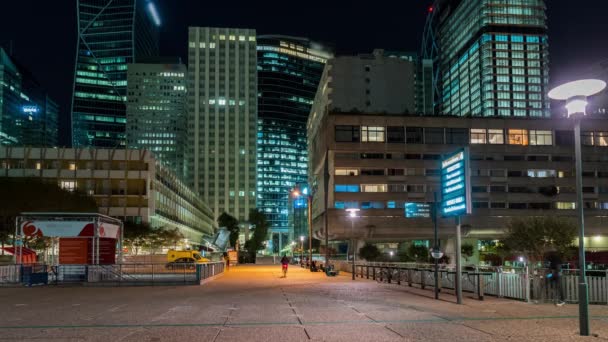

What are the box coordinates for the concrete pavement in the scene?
[1,264,608,341]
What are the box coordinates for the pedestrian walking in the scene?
[281,254,289,278]
[547,252,565,306]
[223,252,230,271]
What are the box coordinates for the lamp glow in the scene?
[549,79,606,117]
[147,2,161,26]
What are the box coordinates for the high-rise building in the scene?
[256,35,331,252]
[0,47,58,147]
[423,0,550,117]
[71,0,160,148]
[186,27,257,221]
[126,59,187,177]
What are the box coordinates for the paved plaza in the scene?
[1,265,608,341]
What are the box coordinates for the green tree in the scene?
[0,178,97,254]
[218,212,240,249]
[358,243,381,261]
[408,245,430,262]
[502,217,577,265]
[461,243,475,262]
[245,209,270,259]
[123,222,153,255]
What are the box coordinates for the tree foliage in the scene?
[0,178,98,252]
[244,209,270,258]
[408,245,430,262]
[123,222,184,254]
[461,243,475,262]
[502,217,577,263]
[358,243,381,261]
[217,212,239,249]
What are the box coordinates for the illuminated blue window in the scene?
[361,202,384,209]
[335,202,345,209]
[511,35,524,43]
[387,201,396,209]
[495,35,508,42]
[526,36,540,43]
[335,185,359,192]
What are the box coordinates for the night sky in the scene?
[1,1,607,146]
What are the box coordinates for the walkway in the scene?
[1,265,608,341]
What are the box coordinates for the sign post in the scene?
[440,148,471,305]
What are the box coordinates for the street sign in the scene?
[440,148,471,217]
[405,203,431,218]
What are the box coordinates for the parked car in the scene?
[165,257,198,270]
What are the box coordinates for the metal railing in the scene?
[332,261,608,304]
[2,262,225,286]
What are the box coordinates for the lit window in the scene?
[556,202,576,210]
[249,36,256,42]
[189,42,195,48]
[529,130,552,146]
[209,43,216,49]
[35,162,41,170]
[239,35,245,41]
[361,184,387,193]
[229,190,235,197]
[470,129,486,144]
[508,129,528,145]
[218,98,226,106]
[527,170,556,178]
[199,42,206,48]
[229,35,235,41]
[209,99,216,105]
[69,163,76,171]
[219,35,226,40]
[335,168,359,176]
[60,180,76,192]
[488,129,504,144]
[239,191,245,197]
[594,132,608,146]
[335,185,359,193]
[361,126,385,142]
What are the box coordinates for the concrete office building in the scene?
[0,147,216,245]
[423,0,550,117]
[256,35,331,252]
[0,47,58,147]
[307,112,608,252]
[126,60,187,177]
[71,0,160,148]
[186,27,257,221]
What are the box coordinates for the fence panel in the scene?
[0,265,21,284]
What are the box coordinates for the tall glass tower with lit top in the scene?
[71,0,160,148]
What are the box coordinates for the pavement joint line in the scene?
[3,315,606,330]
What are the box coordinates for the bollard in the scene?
[408,269,413,287]
[397,267,401,285]
[477,274,484,301]
[372,266,376,281]
[387,267,392,284]
[421,270,426,289]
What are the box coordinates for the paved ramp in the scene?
[1,265,608,341]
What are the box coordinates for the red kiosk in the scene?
[15,212,124,265]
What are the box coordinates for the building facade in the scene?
[425,0,550,117]
[307,111,608,252]
[71,0,160,148]
[256,35,331,252]
[0,47,58,147]
[186,27,257,221]
[0,147,216,245]
[126,60,187,177]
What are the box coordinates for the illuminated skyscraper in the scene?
[71,0,160,148]
[126,59,187,177]
[256,36,331,252]
[186,27,257,221]
[0,47,58,147]
[423,0,550,117]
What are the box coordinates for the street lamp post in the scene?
[346,208,360,280]
[300,235,304,264]
[291,187,313,270]
[549,79,606,337]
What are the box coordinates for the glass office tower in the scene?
[257,35,331,253]
[71,0,159,148]
[0,47,58,147]
[426,0,549,117]
[186,27,257,222]
[126,59,187,177]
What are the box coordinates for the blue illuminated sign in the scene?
[405,203,431,218]
[22,106,39,114]
[441,149,471,217]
